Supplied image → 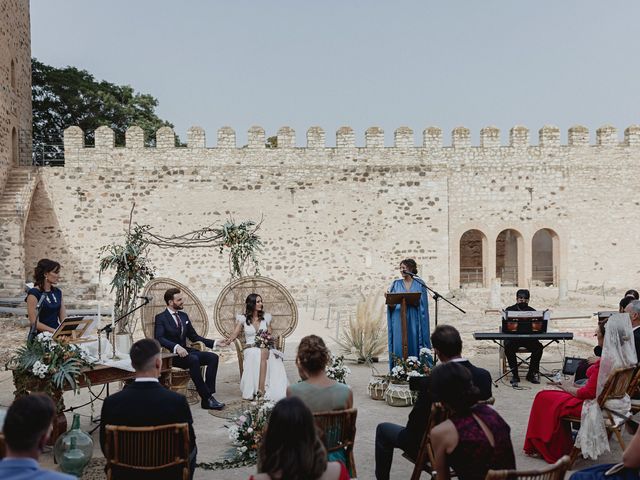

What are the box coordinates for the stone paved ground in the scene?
[0,286,633,479]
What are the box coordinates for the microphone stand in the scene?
[404,272,466,329]
[90,296,150,434]
[98,297,151,359]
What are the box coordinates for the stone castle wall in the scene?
[12,123,640,310]
[0,0,31,190]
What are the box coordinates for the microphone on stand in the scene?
[401,270,418,278]
[36,292,47,310]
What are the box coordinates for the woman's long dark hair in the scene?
[258,397,327,480]
[430,362,481,415]
[33,259,61,290]
[244,293,265,326]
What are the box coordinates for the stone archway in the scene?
[459,229,486,287]
[11,127,18,165]
[496,229,523,286]
[532,228,559,286]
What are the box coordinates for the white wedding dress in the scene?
[237,313,288,401]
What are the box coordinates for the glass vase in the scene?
[53,413,93,476]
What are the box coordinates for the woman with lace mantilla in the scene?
[222,293,288,401]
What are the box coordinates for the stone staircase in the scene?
[0,166,39,221]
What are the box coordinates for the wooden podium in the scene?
[385,292,421,360]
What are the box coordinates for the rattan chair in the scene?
[140,278,210,403]
[485,455,571,480]
[104,423,190,480]
[313,408,358,479]
[562,366,636,465]
[627,366,640,414]
[214,276,298,376]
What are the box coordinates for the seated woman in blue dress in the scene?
[26,259,65,334]
[386,258,431,369]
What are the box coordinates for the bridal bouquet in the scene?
[254,329,275,349]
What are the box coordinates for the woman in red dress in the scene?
[524,313,636,463]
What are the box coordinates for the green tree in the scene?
[32,58,178,160]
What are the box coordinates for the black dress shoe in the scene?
[201,396,225,410]
[526,373,541,384]
[510,375,520,386]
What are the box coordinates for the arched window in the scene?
[10,59,16,90]
[11,127,18,164]
[496,229,523,286]
[532,228,559,286]
[459,229,487,287]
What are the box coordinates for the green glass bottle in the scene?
[53,413,93,476]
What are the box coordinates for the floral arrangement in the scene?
[389,347,434,382]
[227,399,275,461]
[8,332,95,410]
[326,354,351,384]
[99,221,155,335]
[254,329,275,349]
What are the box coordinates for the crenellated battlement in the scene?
[63,124,640,151]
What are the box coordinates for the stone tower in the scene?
[0,0,32,191]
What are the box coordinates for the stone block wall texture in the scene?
[0,0,31,191]
[10,124,639,310]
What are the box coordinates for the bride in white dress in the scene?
[221,293,288,401]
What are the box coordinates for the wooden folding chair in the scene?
[104,423,190,480]
[562,366,636,466]
[399,403,452,480]
[485,454,571,480]
[313,408,357,479]
[627,366,640,414]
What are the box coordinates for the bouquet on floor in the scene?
[254,329,275,349]
[389,347,434,382]
[326,354,351,384]
[227,399,275,461]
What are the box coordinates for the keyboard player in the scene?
[505,289,543,386]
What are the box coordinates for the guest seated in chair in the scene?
[374,325,492,480]
[0,394,75,480]
[504,289,543,385]
[100,338,197,479]
[155,287,225,410]
[249,397,349,480]
[570,422,640,480]
[524,314,637,463]
[288,335,353,412]
[430,362,515,480]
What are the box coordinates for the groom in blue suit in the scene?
[155,287,225,410]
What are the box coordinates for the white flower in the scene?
[247,427,253,433]
[407,356,418,362]
[420,347,433,356]
[240,446,248,453]
[31,360,49,379]
[407,370,421,377]
[238,415,247,423]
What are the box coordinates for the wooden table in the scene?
[12,353,176,443]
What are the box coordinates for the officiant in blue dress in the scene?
[386,258,431,370]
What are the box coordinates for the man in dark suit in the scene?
[374,324,492,480]
[155,287,224,410]
[504,289,543,385]
[100,338,196,479]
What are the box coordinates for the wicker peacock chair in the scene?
[140,278,210,404]
[214,276,298,377]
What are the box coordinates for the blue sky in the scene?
[31,1,640,146]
